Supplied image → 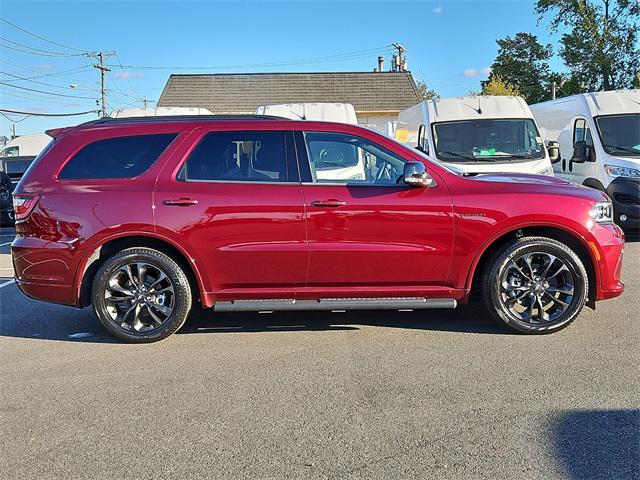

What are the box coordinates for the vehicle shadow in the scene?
[549,409,640,480]
[178,297,512,336]
[0,284,513,343]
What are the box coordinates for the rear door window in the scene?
[59,133,177,179]
[178,130,294,182]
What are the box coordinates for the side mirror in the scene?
[572,140,588,163]
[547,141,560,164]
[403,161,435,188]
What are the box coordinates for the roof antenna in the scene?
[477,96,482,114]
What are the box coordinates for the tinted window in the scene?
[180,130,290,182]
[59,133,177,179]
[304,132,406,184]
[573,119,593,146]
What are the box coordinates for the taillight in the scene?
[12,193,40,221]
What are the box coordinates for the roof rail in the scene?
[78,114,288,127]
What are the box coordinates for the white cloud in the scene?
[480,67,492,76]
[432,5,443,14]
[115,71,144,80]
[463,68,478,77]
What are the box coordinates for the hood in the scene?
[470,172,571,186]
[467,172,609,202]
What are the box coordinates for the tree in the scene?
[415,79,439,100]
[536,0,640,91]
[480,76,521,96]
[489,32,553,103]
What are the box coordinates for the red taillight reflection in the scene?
[12,193,40,221]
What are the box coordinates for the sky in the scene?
[0,0,566,136]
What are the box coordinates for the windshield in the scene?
[595,114,640,157]
[432,119,545,162]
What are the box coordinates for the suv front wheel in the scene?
[92,247,192,343]
[483,237,588,334]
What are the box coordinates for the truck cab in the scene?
[395,96,555,176]
[531,90,640,231]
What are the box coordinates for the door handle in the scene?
[162,197,199,206]
[311,199,346,208]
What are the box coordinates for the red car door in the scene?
[154,125,308,295]
[296,128,454,288]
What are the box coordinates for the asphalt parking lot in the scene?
[1,227,638,480]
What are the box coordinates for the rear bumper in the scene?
[15,278,77,306]
[11,236,78,306]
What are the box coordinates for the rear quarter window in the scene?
[58,133,177,180]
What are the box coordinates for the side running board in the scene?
[213,297,457,312]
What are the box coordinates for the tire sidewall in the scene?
[487,240,588,334]
[92,248,191,343]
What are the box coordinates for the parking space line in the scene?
[0,279,15,289]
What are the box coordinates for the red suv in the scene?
[11,116,625,342]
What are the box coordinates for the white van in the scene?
[395,96,555,176]
[256,103,367,181]
[0,133,50,157]
[531,90,639,230]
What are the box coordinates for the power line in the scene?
[0,107,99,117]
[0,17,88,53]
[0,70,101,93]
[114,52,143,101]
[0,42,85,57]
[0,35,84,57]
[0,81,96,99]
[107,45,395,70]
[0,59,94,84]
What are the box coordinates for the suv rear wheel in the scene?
[483,237,588,334]
[92,247,192,343]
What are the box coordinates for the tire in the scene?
[92,247,192,343]
[482,237,588,334]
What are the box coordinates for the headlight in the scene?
[537,165,554,176]
[604,164,640,178]
[590,201,613,224]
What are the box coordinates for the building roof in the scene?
[157,72,421,114]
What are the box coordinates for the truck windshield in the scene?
[596,114,640,157]
[432,119,544,162]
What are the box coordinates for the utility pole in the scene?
[11,123,16,139]
[552,81,556,100]
[391,43,407,72]
[143,98,148,109]
[87,51,114,117]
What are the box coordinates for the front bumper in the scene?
[606,178,640,232]
[591,223,625,301]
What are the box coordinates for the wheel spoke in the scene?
[535,295,550,322]
[131,304,144,331]
[543,292,570,309]
[107,277,134,297]
[546,263,569,280]
[137,263,148,287]
[523,254,536,278]
[540,254,557,279]
[124,264,138,287]
[508,261,532,281]
[106,295,133,303]
[149,302,171,317]
[146,305,164,325]
[546,286,574,296]
[149,272,168,290]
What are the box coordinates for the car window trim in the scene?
[297,129,412,187]
[56,132,179,182]
[175,129,299,184]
